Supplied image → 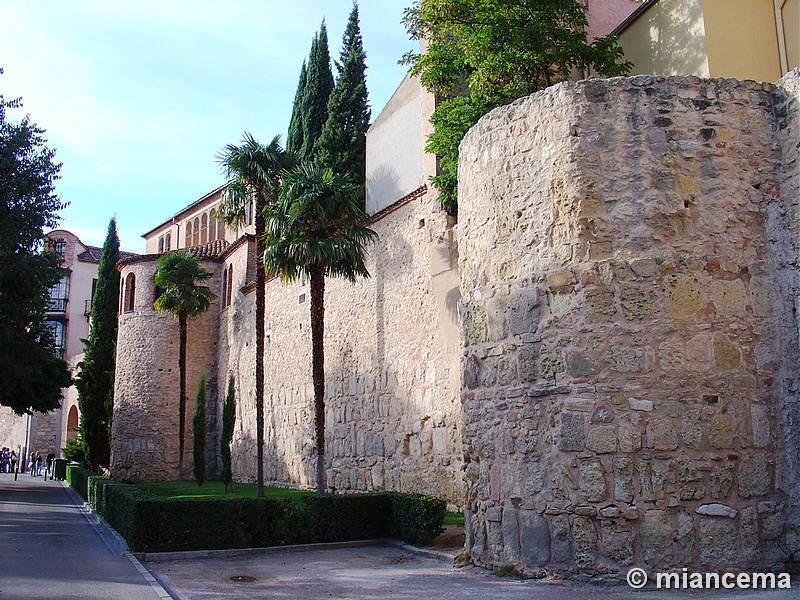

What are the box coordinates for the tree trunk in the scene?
[178,312,187,481]
[255,196,266,498]
[310,263,326,494]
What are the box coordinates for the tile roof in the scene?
[77,246,138,263]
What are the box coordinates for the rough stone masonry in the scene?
[458,70,800,575]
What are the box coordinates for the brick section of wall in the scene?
[458,72,800,574]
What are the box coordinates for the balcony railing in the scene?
[48,298,67,312]
[84,299,92,317]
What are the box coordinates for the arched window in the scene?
[185,222,193,247]
[119,279,125,314]
[124,272,136,312]
[227,264,233,307]
[208,215,217,242]
[193,217,200,246]
[67,405,79,441]
[158,237,164,253]
[165,233,171,251]
[222,267,228,308]
[246,199,254,226]
[200,213,208,244]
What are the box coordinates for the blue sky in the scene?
[0,1,416,253]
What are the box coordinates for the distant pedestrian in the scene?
[1,448,9,473]
[28,452,35,476]
[35,452,43,476]
[46,449,56,477]
[10,450,17,473]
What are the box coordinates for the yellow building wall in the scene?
[779,0,799,72]
[701,0,782,81]
[618,0,710,77]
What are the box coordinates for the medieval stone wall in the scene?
[218,192,464,504]
[111,257,221,482]
[458,72,800,574]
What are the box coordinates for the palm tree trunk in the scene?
[255,197,266,498]
[178,312,187,481]
[310,263,326,494]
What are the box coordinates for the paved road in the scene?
[0,473,168,600]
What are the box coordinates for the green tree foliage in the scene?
[75,218,120,471]
[286,61,307,156]
[265,163,377,493]
[299,22,334,162]
[153,251,215,481]
[216,133,295,497]
[402,0,632,211]
[192,375,207,486]
[317,3,371,193]
[220,374,235,493]
[0,71,72,414]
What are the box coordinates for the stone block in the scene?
[620,285,657,320]
[675,511,695,565]
[586,425,617,454]
[696,503,737,518]
[550,514,572,564]
[600,520,635,566]
[686,334,712,372]
[486,297,508,342]
[579,458,606,502]
[739,506,760,565]
[638,460,667,502]
[508,286,540,335]
[572,516,597,568]
[750,404,770,448]
[584,287,616,323]
[738,452,771,498]
[464,303,487,345]
[547,271,576,290]
[710,279,747,317]
[678,455,706,501]
[520,511,551,567]
[658,338,685,371]
[713,333,741,372]
[664,274,706,319]
[641,509,674,568]
[517,343,538,382]
[559,413,586,452]
[618,413,642,453]
[646,418,679,451]
[502,505,521,563]
[613,456,635,503]
[629,398,653,412]
[629,257,658,278]
[709,411,737,449]
[681,409,702,449]
[698,516,738,569]
[566,351,601,378]
[710,464,735,499]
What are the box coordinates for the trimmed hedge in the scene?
[75,476,447,553]
[65,465,97,501]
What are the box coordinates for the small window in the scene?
[193,217,200,246]
[165,233,171,252]
[185,222,193,247]
[222,268,228,308]
[53,241,67,261]
[43,320,66,356]
[158,237,164,253]
[201,213,208,244]
[124,273,136,312]
[227,264,233,307]
[298,293,306,304]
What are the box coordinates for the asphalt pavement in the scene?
[1,472,797,600]
[0,471,169,600]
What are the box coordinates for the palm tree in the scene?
[153,251,215,481]
[264,162,377,494]
[215,133,296,497]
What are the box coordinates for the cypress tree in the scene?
[75,218,120,471]
[317,2,371,191]
[220,374,235,493]
[192,374,207,486]
[299,22,334,162]
[286,61,307,156]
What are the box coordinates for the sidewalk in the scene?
[1,472,797,599]
[0,472,169,600]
